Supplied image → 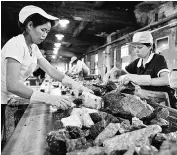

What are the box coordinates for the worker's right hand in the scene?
[46,95,73,110]
[30,91,73,110]
[118,74,130,85]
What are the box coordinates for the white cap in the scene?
[19,5,59,27]
[129,31,153,45]
[70,56,77,64]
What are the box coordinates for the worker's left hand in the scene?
[66,72,73,77]
[71,81,93,94]
[80,85,94,94]
[62,75,94,94]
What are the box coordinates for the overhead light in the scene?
[54,43,61,48]
[53,47,58,51]
[59,56,62,58]
[53,49,58,55]
[52,55,56,59]
[73,16,83,21]
[59,19,70,27]
[55,34,64,40]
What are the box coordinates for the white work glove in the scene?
[118,74,152,86]
[62,76,93,94]
[30,91,72,110]
[102,73,110,85]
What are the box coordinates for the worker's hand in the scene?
[118,74,152,86]
[62,75,93,94]
[66,72,73,77]
[80,85,94,94]
[71,81,94,94]
[102,73,110,85]
[118,74,131,85]
[30,91,73,110]
[46,95,73,110]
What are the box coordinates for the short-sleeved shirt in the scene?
[125,53,169,78]
[125,53,177,107]
[1,34,44,103]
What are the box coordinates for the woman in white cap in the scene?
[118,31,177,108]
[67,56,90,78]
[1,5,92,145]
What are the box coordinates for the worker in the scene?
[1,5,93,146]
[67,56,90,78]
[118,31,177,108]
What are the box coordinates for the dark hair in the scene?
[18,13,55,32]
[143,43,155,53]
[72,59,78,65]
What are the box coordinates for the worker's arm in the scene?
[38,58,93,93]
[6,58,33,99]
[37,57,65,81]
[151,71,170,86]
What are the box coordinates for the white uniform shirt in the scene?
[1,34,44,103]
[69,60,90,75]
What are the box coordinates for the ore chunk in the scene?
[73,98,83,107]
[151,133,168,149]
[159,139,177,154]
[105,81,117,93]
[66,137,88,152]
[66,126,85,139]
[150,118,169,131]
[103,125,162,154]
[102,92,154,119]
[139,145,158,155]
[98,111,121,124]
[87,120,107,140]
[54,120,64,130]
[53,108,73,120]
[102,92,131,118]
[66,146,106,155]
[90,113,102,124]
[94,123,120,146]
[46,129,70,153]
[117,81,136,95]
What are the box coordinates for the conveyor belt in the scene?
[2,103,54,155]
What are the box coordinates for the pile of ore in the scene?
[46,80,177,155]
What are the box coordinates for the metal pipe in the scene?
[85,12,177,56]
[151,21,177,33]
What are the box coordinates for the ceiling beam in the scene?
[72,1,105,38]
[72,22,89,37]
[2,4,136,26]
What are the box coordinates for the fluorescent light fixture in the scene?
[53,50,58,55]
[52,55,56,59]
[54,43,61,48]
[59,19,70,27]
[53,48,58,51]
[55,34,64,40]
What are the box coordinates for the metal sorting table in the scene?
[2,102,54,155]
